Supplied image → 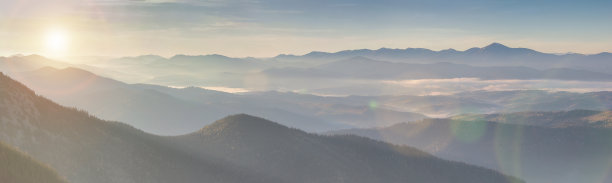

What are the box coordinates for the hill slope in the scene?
[0,141,67,183]
[330,118,612,183]
[170,114,522,183]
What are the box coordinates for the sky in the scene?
[1,0,611,58]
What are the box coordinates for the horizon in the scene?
[3,42,611,60]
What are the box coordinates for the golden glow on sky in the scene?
[0,0,611,58]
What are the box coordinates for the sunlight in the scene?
[44,27,69,57]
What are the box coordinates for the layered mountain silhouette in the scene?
[4,48,612,98]
[0,72,521,183]
[265,56,612,81]
[0,141,67,183]
[330,116,612,183]
[5,43,608,90]
[273,43,612,74]
[8,66,612,135]
[7,66,426,135]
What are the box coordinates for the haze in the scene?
[2,1,612,183]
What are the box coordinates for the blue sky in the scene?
[1,0,611,57]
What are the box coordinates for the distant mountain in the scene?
[12,66,612,133]
[7,67,426,134]
[95,54,269,86]
[265,56,612,81]
[0,55,69,74]
[453,109,612,128]
[329,118,612,183]
[371,90,612,117]
[272,43,612,74]
[0,73,520,183]
[0,141,67,183]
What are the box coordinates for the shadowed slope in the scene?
[0,72,272,183]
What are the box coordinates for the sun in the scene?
[44,27,69,56]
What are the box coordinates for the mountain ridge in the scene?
[278,42,607,58]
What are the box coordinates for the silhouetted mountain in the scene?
[0,141,67,183]
[454,109,612,128]
[0,73,520,183]
[466,43,542,56]
[265,56,612,81]
[272,43,612,74]
[330,118,612,183]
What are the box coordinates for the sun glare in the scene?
[44,27,69,56]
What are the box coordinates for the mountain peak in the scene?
[197,114,295,136]
[483,42,510,50]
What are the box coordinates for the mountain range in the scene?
[3,43,612,96]
[273,43,612,74]
[0,72,521,183]
[6,66,427,135]
[265,56,612,81]
[7,65,612,135]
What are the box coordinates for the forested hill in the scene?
[0,72,521,183]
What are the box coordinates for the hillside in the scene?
[0,141,66,183]
[330,118,612,183]
[171,114,522,183]
[0,72,520,183]
[0,72,271,183]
